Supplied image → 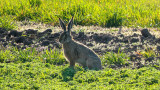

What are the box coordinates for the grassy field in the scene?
[1,0,160,89]
[0,0,160,30]
[0,46,160,89]
[1,62,160,89]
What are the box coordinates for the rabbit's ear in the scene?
[59,18,66,31]
[68,16,74,33]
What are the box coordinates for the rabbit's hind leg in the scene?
[86,57,102,70]
[86,58,94,69]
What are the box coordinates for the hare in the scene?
[59,17,102,70]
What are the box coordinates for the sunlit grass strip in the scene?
[0,0,160,27]
[0,46,66,65]
[0,63,160,89]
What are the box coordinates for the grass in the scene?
[0,46,66,64]
[0,16,16,31]
[140,48,158,58]
[0,46,160,89]
[0,0,160,89]
[0,62,160,89]
[0,0,160,29]
[0,46,130,66]
[101,48,129,67]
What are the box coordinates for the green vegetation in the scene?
[0,0,160,89]
[0,16,16,30]
[101,49,129,66]
[0,46,66,64]
[0,0,160,28]
[0,61,160,89]
[0,46,160,89]
[140,48,158,58]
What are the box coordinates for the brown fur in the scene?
[59,17,102,70]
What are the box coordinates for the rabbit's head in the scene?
[59,17,73,44]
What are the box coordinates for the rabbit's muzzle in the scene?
[59,32,72,44]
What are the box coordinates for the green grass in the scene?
[0,46,160,89]
[140,48,158,58]
[0,62,160,89]
[0,46,66,64]
[101,48,129,67]
[0,16,16,30]
[1,0,160,89]
[0,0,160,29]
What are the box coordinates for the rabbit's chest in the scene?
[63,47,80,60]
[64,49,71,56]
[63,48,73,58]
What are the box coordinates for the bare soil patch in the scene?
[0,25,160,68]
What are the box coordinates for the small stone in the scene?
[130,38,139,43]
[8,30,22,37]
[15,36,25,43]
[42,29,52,34]
[25,29,38,34]
[41,40,50,46]
[123,37,129,43]
[132,33,139,37]
[51,33,60,38]
[157,46,160,51]
[141,29,152,37]
[78,32,84,38]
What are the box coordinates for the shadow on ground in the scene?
[61,67,76,82]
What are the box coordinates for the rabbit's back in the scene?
[63,40,97,59]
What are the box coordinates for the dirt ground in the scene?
[0,22,160,68]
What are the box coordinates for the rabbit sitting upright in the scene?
[59,17,102,70]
